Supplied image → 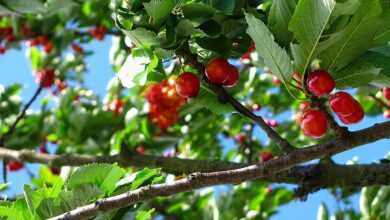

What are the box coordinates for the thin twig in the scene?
[0,86,43,145]
[369,94,390,109]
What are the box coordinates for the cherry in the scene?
[55,79,67,91]
[109,98,124,115]
[272,76,281,86]
[300,109,328,138]
[223,65,239,87]
[50,167,60,175]
[259,151,273,162]
[39,144,48,154]
[43,41,54,53]
[71,43,84,54]
[205,57,230,84]
[329,91,364,124]
[0,47,6,54]
[5,34,15,42]
[265,119,278,128]
[241,43,255,62]
[7,160,24,171]
[235,133,246,144]
[136,146,145,154]
[339,107,364,124]
[28,38,40,47]
[35,69,55,88]
[299,101,310,112]
[90,25,107,41]
[384,109,390,119]
[37,35,49,45]
[307,70,335,97]
[383,87,390,101]
[175,72,200,98]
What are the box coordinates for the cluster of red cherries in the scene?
[0,27,15,54]
[297,70,364,138]
[28,35,54,54]
[146,57,239,129]
[89,25,107,41]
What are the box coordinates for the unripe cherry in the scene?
[300,109,328,138]
[307,70,335,97]
[7,160,24,171]
[223,65,239,87]
[383,87,390,101]
[175,72,200,98]
[205,57,230,84]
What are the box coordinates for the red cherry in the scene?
[383,88,390,101]
[175,72,200,98]
[43,42,54,53]
[259,151,273,162]
[7,160,24,171]
[0,47,6,54]
[136,146,145,154]
[223,65,239,87]
[241,43,255,62]
[55,79,67,91]
[71,43,83,54]
[146,84,164,104]
[50,167,60,175]
[5,34,15,42]
[307,70,335,97]
[339,106,364,124]
[37,35,49,45]
[235,133,246,144]
[300,109,328,138]
[384,109,390,119]
[272,76,281,86]
[265,119,278,128]
[205,57,230,84]
[28,38,40,47]
[299,101,311,112]
[110,98,124,115]
[329,92,358,117]
[35,69,55,88]
[39,144,48,154]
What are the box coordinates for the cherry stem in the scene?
[369,94,390,109]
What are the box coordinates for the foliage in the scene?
[0,0,389,219]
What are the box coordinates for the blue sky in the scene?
[0,37,389,219]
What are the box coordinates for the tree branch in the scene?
[32,120,390,219]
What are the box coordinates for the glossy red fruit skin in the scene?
[299,101,310,111]
[235,133,246,144]
[307,70,335,97]
[44,42,54,53]
[223,65,239,87]
[0,47,6,54]
[384,109,390,119]
[175,72,200,98]
[300,109,328,138]
[329,91,358,117]
[205,58,230,84]
[339,106,364,124]
[36,69,55,88]
[383,87,390,101]
[7,160,24,171]
[259,151,273,162]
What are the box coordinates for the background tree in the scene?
[0,0,390,219]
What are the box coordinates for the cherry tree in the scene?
[0,0,390,219]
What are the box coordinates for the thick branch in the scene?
[46,120,390,220]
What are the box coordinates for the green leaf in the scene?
[3,0,45,13]
[143,0,175,26]
[190,86,235,115]
[66,163,125,195]
[181,3,215,20]
[135,208,155,220]
[28,47,42,71]
[208,0,235,14]
[317,202,329,220]
[317,0,384,71]
[131,168,160,190]
[45,0,78,14]
[333,59,381,88]
[0,183,9,192]
[245,13,294,82]
[268,0,296,46]
[125,28,160,47]
[288,0,336,73]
